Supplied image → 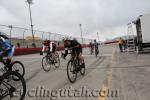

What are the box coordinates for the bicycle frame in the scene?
[0,71,26,100]
[69,51,80,66]
[0,80,15,99]
[0,58,11,73]
[0,74,16,99]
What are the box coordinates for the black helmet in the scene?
[0,32,9,39]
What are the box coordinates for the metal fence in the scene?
[0,24,93,48]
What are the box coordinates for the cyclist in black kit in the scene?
[62,39,85,70]
[94,40,99,57]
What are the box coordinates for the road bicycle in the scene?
[66,52,85,83]
[0,71,26,100]
[42,51,60,72]
[0,58,25,81]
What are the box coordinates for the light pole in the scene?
[97,32,100,42]
[49,32,51,40]
[26,0,35,46]
[8,25,13,43]
[23,29,26,47]
[42,32,44,41]
[79,24,83,44]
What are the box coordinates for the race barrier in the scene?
[14,44,89,56]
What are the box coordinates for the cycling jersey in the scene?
[0,39,12,50]
[93,42,99,49]
[0,39,14,57]
[64,40,82,58]
[42,40,56,53]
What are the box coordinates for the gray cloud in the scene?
[0,0,150,41]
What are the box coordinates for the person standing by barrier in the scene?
[123,40,127,51]
[118,38,123,52]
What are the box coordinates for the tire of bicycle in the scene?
[95,49,99,57]
[0,71,26,100]
[80,65,85,76]
[42,56,51,72]
[67,60,77,83]
[11,61,25,81]
[54,53,60,68]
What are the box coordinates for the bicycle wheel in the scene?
[95,49,99,57]
[11,61,25,81]
[0,71,26,100]
[67,60,77,83]
[80,63,85,75]
[42,56,51,72]
[54,53,60,68]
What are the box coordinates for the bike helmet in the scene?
[0,32,9,40]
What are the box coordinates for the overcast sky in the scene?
[0,0,150,41]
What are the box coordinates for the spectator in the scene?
[32,43,36,48]
[123,40,127,51]
[17,42,20,48]
[118,38,123,52]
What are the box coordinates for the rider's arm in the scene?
[74,45,80,48]
[64,48,68,58]
[42,45,45,52]
[50,42,53,52]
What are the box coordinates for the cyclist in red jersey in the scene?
[40,40,56,55]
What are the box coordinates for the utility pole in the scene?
[27,0,35,47]
[49,32,51,40]
[97,32,100,42]
[23,29,26,47]
[8,25,13,44]
[42,32,44,41]
[79,24,83,44]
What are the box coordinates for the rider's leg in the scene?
[51,47,56,61]
[0,52,6,65]
[6,57,12,71]
[51,53,55,61]
[79,53,85,68]
[6,47,15,71]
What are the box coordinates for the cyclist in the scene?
[40,40,57,60]
[0,33,15,71]
[62,39,85,71]
[93,40,99,56]
[89,42,94,55]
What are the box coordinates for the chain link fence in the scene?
[0,24,93,48]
